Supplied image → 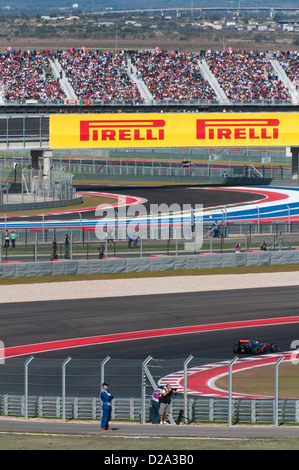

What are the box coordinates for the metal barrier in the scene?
[0,156,294,180]
[0,355,298,425]
[1,394,299,424]
[59,161,293,180]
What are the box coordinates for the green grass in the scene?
[216,362,299,399]
[1,433,299,450]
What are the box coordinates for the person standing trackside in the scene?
[159,384,176,424]
[98,243,104,259]
[151,386,163,424]
[52,238,58,261]
[100,382,114,431]
[127,232,133,248]
[4,230,10,248]
[235,242,241,253]
[213,220,219,238]
[64,234,70,259]
[10,231,17,249]
[132,228,139,248]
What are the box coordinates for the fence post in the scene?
[42,214,45,242]
[228,356,238,426]
[100,356,110,387]
[184,355,193,424]
[79,212,82,242]
[274,355,284,426]
[35,234,38,262]
[141,356,153,424]
[100,356,110,422]
[62,356,71,421]
[24,356,34,419]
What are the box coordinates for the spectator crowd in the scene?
[204,50,291,102]
[0,49,66,102]
[0,47,298,104]
[277,51,299,90]
[57,48,143,103]
[130,49,217,102]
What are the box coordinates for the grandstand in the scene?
[1,46,299,179]
[0,48,298,110]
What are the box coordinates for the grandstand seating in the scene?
[0,49,66,102]
[0,47,298,105]
[57,49,143,103]
[204,50,291,103]
[278,51,299,90]
[130,50,217,102]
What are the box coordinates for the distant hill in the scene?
[1,0,299,14]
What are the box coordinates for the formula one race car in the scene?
[233,337,279,355]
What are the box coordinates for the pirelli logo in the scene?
[50,113,295,149]
[196,118,280,141]
[80,119,166,142]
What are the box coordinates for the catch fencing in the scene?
[0,356,299,425]
[60,160,292,180]
[0,153,293,181]
[0,166,75,206]
[0,212,299,276]
[0,219,297,244]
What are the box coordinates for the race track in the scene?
[2,185,299,399]
[4,185,299,230]
[1,284,299,398]
[2,184,299,439]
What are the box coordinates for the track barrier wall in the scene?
[1,394,299,425]
[1,250,299,278]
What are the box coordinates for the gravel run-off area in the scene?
[0,271,299,304]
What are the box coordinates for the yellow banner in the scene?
[49,112,299,149]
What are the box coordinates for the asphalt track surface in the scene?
[6,185,265,222]
[2,286,299,359]
[2,287,299,391]
[2,286,299,439]
[76,185,264,208]
[75,185,265,218]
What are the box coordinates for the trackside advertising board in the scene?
[49,112,299,149]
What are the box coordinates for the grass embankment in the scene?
[216,362,299,399]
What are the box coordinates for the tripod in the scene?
[175,409,193,425]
